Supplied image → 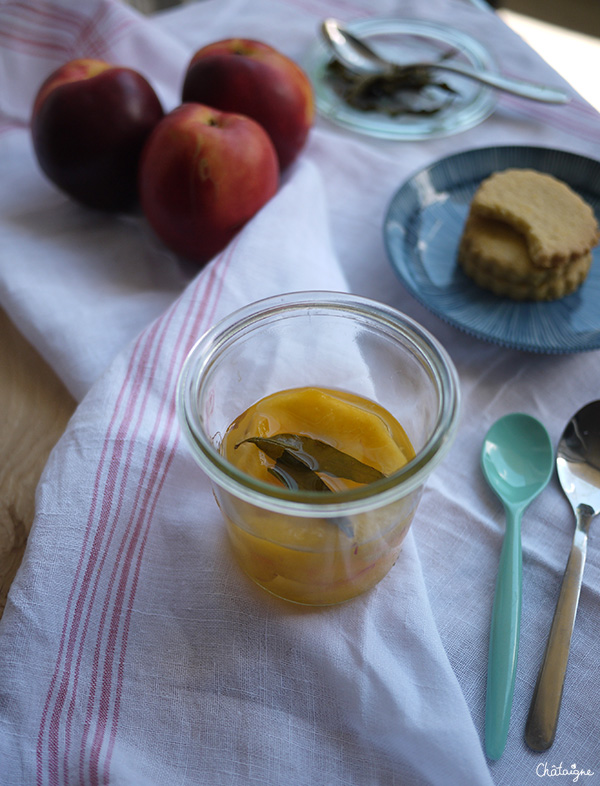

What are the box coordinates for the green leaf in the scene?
[267,460,355,538]
[267,458,332,493]
[235,433,389,540]
[236,433,386,485]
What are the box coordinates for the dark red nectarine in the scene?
[182,39,314,171]
[31,58,164,212]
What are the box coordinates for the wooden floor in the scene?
[0,309,76,617]
[500,0,600,38]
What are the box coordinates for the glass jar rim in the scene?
[176,291,461,516]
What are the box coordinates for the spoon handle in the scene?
[525,504,592,751]
[485,506,522,761]
[429,61,570,104]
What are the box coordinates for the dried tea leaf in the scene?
[325,58,458,117]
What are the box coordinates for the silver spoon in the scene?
[321,18,570,104]
[525,400,600,751]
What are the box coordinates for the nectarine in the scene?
[138,103,279,266]
[31,58,164,212]
[182,39,314,171]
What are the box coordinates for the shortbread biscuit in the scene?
[459,214,593,300]
[459,251,592,300]
[460,214,544,283]
[470,169,599,268]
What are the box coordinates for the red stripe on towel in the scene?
[36,240,236,785]
[36,327,152,786]
[92,245,236,785]
[9,1,87,32]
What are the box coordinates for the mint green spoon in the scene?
[481,413,554,760]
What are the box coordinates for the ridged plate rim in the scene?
[384,145,600,354]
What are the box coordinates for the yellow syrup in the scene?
[218,387,418,604]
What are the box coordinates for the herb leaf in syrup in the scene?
[236,433,386,485]
[235,434,388,539]
[267,457,332,493]
[267,460,354,537]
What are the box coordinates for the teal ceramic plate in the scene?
[384,145,600,353]
[303,18,497,140]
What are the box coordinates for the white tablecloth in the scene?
[0,1,599,784]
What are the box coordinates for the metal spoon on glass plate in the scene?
[321,18,570,104]
[525,400,600,751]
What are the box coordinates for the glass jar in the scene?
[177,291,460,605]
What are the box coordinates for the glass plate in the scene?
[384,145,600,354]
[303,18,497,140]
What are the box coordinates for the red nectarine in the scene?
[182,39,314,171]
[31,58,164,212]
[138,103,279,266]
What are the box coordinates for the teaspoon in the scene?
[321,18,570,104]
[481,413,554,760]
[525,400,600,751]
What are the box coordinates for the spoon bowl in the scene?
[321,18,570,104]
[525,400,600,751]
[481,413,554,760]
